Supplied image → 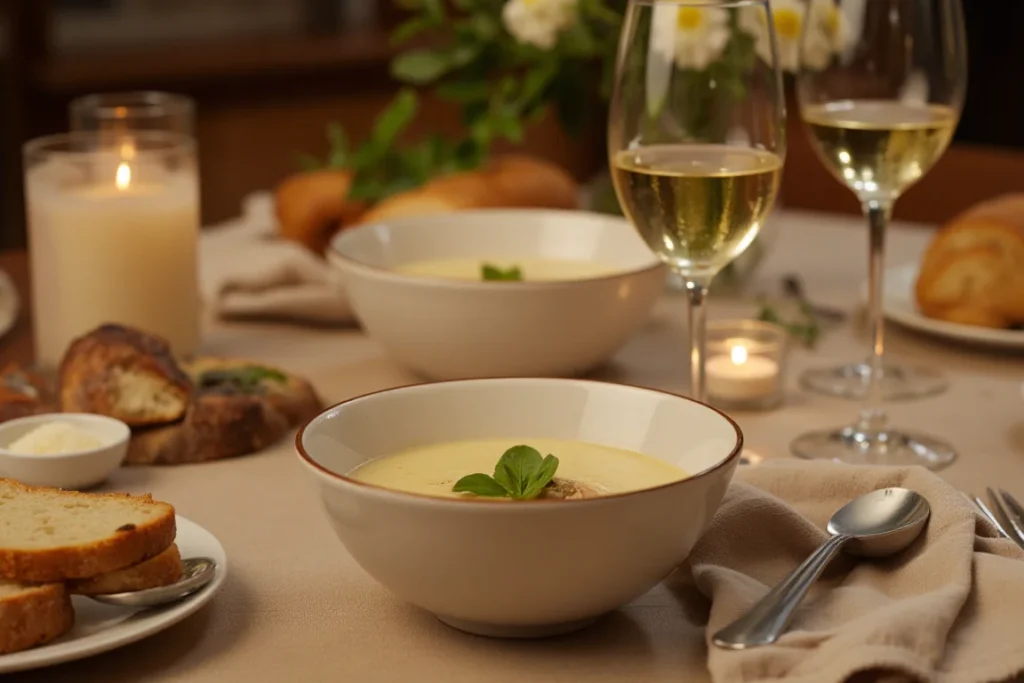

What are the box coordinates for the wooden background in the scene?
[1,0,1022,250]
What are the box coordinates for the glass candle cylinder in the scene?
[23,132,200,368]
[705,320,788,410]
[69,91,195,139]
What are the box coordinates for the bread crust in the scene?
[358,154,579,225]
[0,582,74,655]
[59,324,193,426]
[275,169,368,253]
[0,479,177,583]
[125,357,323,465]
[916,194,1024,328]
[68,543,183,595]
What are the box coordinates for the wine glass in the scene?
[791,0,967,467]
[608,0,786,402]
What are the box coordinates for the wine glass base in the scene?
[800,362,948,401]
[790,425,956,470]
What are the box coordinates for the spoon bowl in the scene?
[88,557,217,608]
[828,486,931,557]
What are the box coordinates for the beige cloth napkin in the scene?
[199,193,354,325]
[678,460,1024,683]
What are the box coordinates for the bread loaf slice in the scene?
[0,479,176,583]
[0,581,74,655]
[67,543,183,596]
[59,324,193,427]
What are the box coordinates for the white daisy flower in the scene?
[502,0,579,50]
[671,5,732,70]
[802,0,852,69]
[739,0,805,73]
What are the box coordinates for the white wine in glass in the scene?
[608,0,785,402]
[792,0,967,468]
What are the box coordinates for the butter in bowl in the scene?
[0,413,129,489]
[327,208,666,380]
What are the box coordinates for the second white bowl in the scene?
[328,209,665,380]
[0,413,130,489]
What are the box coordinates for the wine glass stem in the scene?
[860,199,893,432]
[684,277,710,403]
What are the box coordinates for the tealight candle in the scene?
[706,345,779,401]
[706,320,788,410]
[24,132,200,369]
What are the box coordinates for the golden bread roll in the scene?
[275,169,368,253]
[358,154,579,225]
[915,194,1024,328]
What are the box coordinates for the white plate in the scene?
[0,269,18,342]
[883,263,1024,350]
[0,515,228,674]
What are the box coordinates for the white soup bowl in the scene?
[296,378,743,638]
[327,209,665,380]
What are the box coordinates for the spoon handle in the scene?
[711,534,851,650]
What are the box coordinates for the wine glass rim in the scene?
[630,0,769,6]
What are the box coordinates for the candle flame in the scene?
[730,345,748,365]
[115,162,131,190]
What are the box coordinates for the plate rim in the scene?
[883,263,1024,350]
[0,514,228,674]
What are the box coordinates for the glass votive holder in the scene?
[705,320,788,411]
[69,91,195,139]
[23,131,201,369]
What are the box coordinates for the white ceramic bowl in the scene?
[327,209,665,380]
[0,413,130,489]
[296,378,743,638]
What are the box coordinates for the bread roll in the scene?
[915,194,1024,328]
[273,154,579,252]
[59,324,192,427]
[358,154,579,225]
[275,169,368,253]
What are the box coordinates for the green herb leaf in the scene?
[452,445,560,500]
[521,454,559,499]
[391,16,436,45]
[481,263,523,281]
[197,366,287,394]
[391,49,451,85]
[372,88,419,147]
[452,473,510,497]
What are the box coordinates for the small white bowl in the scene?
[328,209,665,380]
[0,413,130,490]
[296,378,742,638]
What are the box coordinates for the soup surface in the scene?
[348,438,688,499]
[393,258,622,282]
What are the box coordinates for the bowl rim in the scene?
[0,412,130,461]
[327,208,666,290]
[295,378,744,507]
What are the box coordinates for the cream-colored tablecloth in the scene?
[18,211,1024,683]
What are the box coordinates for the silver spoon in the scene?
[712,487,930,650]
[87,557,217,608]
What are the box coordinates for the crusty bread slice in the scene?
[67,543,183,596]
[0,581,74,655]
[0,479,176,583]
[59,324,193,427]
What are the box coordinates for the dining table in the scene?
[0,208,1022,683]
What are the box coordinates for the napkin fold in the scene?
[199,193,354,325]
[681,461,1024,683]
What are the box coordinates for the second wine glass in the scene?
[791,0,967,468]
[608,0,786,402]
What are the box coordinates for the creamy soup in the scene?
[348,438,687,499]
[394,258,622,282]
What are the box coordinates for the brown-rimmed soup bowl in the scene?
[296,378,742,638]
